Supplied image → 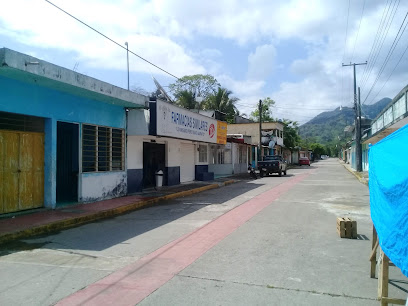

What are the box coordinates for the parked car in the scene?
[299,157,310,166]
[258,155,287,177]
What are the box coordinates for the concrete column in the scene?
[44,118,57,209]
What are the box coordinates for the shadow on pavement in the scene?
[3,180,264,253]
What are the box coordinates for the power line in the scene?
[363,10,408,104]
[350,0,366,62]
[342,0,352,63]
[341,0,351,108]
[273,106,335,111]
[361,0,399,93]
[234,101,340,111]
[360,0,393,89]
[44,0,180,80]
[367,26,408,104]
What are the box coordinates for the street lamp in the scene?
[125,42,129,90]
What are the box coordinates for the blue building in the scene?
[0,48,147,214]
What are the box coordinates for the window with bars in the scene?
[82,124,124,172]
[217,149,225,164]
[198,145,207,163]
[239,146,247,164]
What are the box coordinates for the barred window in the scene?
[217,149,225,164]
[82,124,124,172]
[198,145,207,163]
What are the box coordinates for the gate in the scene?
[0,130,44,214]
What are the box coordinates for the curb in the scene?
[340,162,368,186]
[0,180,237,245]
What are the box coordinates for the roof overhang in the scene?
[0,48,147,109]
[363,116,408,145]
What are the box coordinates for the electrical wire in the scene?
[342,0,352,63]
[45,0,180,80]
[350,0,366,62]
[366,28,408,104]
[341,0,352,108]
[361,0,392,83]
[363,10,408,104]
[361,0,399,93]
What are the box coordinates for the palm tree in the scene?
[204,87,238,122]
[175,90,198,110]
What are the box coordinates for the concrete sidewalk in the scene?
[339,159,369,185]
[0,176,242,245]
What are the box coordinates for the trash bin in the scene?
[155,170,163,188]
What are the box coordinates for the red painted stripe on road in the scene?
[57,172,312,306]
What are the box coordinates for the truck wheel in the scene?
[278,170,282,177]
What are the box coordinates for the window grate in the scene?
[82,124,124,172]
[0,111,44,132]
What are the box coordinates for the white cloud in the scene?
[0,0,205,77]
[247,44,276,80]
[1,0,408,126]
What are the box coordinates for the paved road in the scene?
[0,159,406,305]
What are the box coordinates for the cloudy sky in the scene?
[1,0,408,124]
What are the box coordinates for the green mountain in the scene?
[299,98,391,144]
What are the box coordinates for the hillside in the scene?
[299,98,391,144]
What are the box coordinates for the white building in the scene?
[126,100,227,192]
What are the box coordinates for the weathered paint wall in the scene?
[0,76,125,128]
[0,76,126,208]
[208,164,233,176]
[81,172,127,202]
[127,109,150,136]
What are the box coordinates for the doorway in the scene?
[180,143,195,182]
[143,142,165,188]
[56,122,79,204]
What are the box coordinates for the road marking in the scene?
[57,171,313,306]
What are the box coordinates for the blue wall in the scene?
[0,76,126,208]
[0,76,125,128]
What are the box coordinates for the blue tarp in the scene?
[369,124,408,277]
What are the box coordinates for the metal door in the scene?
[56,122,79,204]
[0,130,44,214]
[180,143,195,183]
[143,142,165,188]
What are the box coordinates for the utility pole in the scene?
[259,99,262,163]
[125,42,129,90]
[342,61,366,172]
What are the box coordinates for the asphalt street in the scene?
[0,159,406,305]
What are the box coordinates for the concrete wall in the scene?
[127,109,150,136]
[127,135,210,192]
[82,172,127,202]
[0,75,127,208]
[227,122,284,147]
[208,164,233,176]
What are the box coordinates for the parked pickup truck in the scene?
[258,155,287,177]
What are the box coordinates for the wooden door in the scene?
[0,130,44,214]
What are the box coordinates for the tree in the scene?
[168,74,220,100]
[174,90,198,110]
[203,87,238,123]
[131,84,150,96]
[310,143,326,160]
[281,119,300,151]
[250,97,275,122]
[235,109,248,118]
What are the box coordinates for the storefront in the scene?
[127,100,227,192]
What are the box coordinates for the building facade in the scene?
[126,100,227,192]
[0,48,147,214]
[227,122,284,165]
